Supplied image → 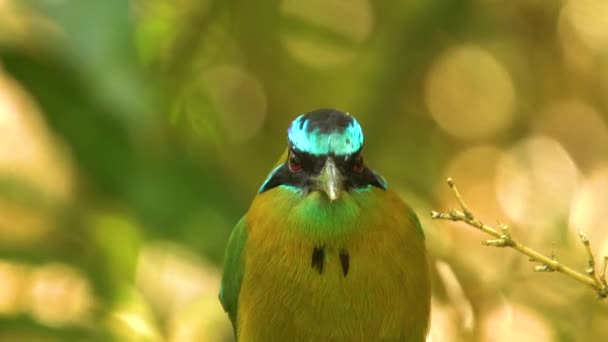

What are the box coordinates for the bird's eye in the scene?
[352,155,364,173]
[288,152,303,172]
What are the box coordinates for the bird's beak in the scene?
[315,157,343,201]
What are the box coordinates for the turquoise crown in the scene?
[287,109,364,156]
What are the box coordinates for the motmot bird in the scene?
[220,109,430,341]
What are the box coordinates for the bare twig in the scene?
[601,256,608,288]
[579,232,605,290]
[447,178,473,220]
[431,178,608,299]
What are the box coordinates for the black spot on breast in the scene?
[311,247,325,274]
[339,249,350,277]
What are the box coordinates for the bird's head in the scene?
[259,109,387,201]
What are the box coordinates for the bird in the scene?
[219,108,430,341]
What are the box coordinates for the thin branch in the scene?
[447,178,473,219]
[601,256,608,288]
[579,232,605,290]
[431,178,608,299]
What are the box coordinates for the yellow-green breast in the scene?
[237,187,430,341]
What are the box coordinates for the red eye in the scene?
[289,153,303,172]
[352,155,364,173]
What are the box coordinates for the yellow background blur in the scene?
[0,0,607,341]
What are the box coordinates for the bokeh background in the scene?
[0,0,607,341]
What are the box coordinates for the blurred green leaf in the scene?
[0,315,113,341]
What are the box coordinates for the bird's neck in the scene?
[250,187,376,240]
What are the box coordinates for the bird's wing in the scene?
[219,216,247,332]
[407,206,425,241]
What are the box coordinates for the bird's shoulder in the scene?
[367,187,426,240]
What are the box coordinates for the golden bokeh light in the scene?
[534,99,608,171]
[167,294,232,342]
[136,241,232,340]
[202,64,267,144]
[426,299,460,342]
[425,46,515,140]
[600,236,608,263]
[438,145,521,286]
[107,287,162,342]
[559,0,608,54]
[481,303,552,342]
[280,0,373,68]
[0,71,74,243]
[136,242,222,319]
[496,136,579,235]
[0,72,73,196]
[570,165,608,244]
[440,145,506,225]
[0,261,24,315]
[0,1,33,45]
[558,0,608,73]
[112,311,161,342]
[435,261,474,333]
[27,263,93,326]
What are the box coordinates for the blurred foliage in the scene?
[0,0,607,341]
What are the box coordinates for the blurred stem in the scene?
[431,178,608,299]
[601,256,608,288]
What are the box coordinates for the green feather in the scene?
[219,216,247,333]
[407,208,425,240]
